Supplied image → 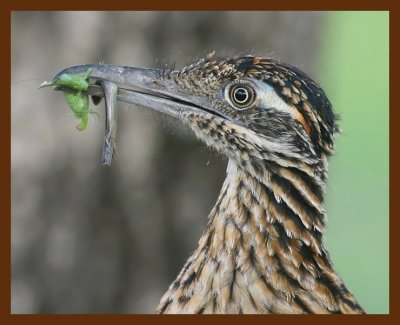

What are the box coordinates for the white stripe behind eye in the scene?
[253,80,295,116]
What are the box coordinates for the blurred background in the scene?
[11,11,388,314]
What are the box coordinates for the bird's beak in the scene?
[51,64,223,120]
[48,64,231,166]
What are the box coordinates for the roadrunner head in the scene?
[172,53,338,181]
[53,53,338,183]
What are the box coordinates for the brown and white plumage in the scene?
[51,52,365,314]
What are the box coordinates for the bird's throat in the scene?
[156,160,364,314]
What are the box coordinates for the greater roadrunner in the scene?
[51,53,365,314]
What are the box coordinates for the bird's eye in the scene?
[233,88,249,103]
[228,84,255,109]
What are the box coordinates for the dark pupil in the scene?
[234,88,248,103]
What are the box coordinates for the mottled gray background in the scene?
[12,11,332,313]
